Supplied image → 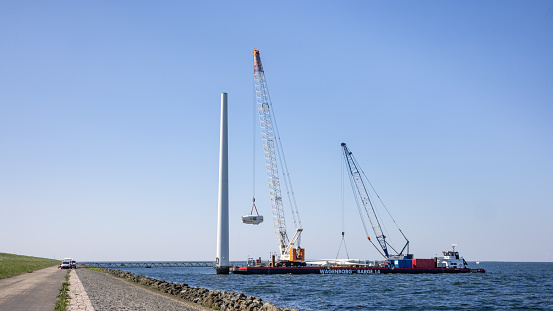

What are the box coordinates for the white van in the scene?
[60,260,71,269]
[61,257,76,269]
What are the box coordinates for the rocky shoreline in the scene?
[90,267,299,311]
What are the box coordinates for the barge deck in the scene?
[231,266,485,274]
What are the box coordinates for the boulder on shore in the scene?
[91,267,299,311]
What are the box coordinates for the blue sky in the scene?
[1,1,552,262]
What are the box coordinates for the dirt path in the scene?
[0,265,66,311]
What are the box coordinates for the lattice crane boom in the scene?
[254,49,303,261]
[341,143,390,258]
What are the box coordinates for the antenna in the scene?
[451,244,458,251]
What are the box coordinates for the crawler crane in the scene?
[341,143,410,259]
[253,49,304,264]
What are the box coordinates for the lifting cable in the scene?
[250,198,260,216]
[251,62,257,215]
[336,154,350,260]
[266,86,302,246]
[269,96,301,230]
[335,232,350,261]
[346,152,387,259]
[352,155,396,252]
[357,160,409,243]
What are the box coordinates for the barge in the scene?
[231,266,485,274]
[231,246,485,274]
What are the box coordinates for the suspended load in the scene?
[242,198,263,225]
[242,215,263,225]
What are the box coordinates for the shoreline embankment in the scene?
[86,267,299,311]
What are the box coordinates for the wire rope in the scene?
[336,151,350,261]
[351,155,396,252]
[252,57,257,202]
[270,101,302,246]
[341,149,345,235]
[346,160,386,259]
[335,234,350,261]
[270,101,301,228]
[264,77,302,239]
[357,158,409,243]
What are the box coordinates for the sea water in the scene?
[117,262,553,310]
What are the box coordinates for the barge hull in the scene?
[231,266,485,274]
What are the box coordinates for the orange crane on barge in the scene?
[245,48,305,265]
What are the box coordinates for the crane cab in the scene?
[242,215,263,225]
[290,247,305,261]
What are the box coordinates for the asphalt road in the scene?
[0,266,66,311]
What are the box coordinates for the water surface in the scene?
[117,262,553,310]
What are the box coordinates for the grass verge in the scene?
[55,270,71,311]
[0,252,60,279]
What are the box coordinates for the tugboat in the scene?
[436,244,468,268]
